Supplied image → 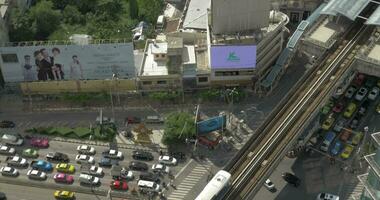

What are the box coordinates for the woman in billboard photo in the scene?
[70,55,84,80]
[39,48,55,80]
[52,47,64,80]
[22,55,36,81]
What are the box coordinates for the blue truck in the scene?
[31,160,53,171]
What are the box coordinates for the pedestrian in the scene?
[160,150,163,155]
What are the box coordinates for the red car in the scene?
[30,137,49,148]
[125,116,141,124]
[53,173,74,184]
[353,73,365,86]
[332,102,344,113]
[110,180,128,190]
[198,132,222,149]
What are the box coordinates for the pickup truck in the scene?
[31,160,53,172]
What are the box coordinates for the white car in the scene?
[89,165,103,176]
[75,154,95,164]
[158,156,177,165]
[368,87,379,100]
[77,145,96,155]
[79,173,100,185]
[0,145,15,155]
[0,166,19,176]
[121,168,134,180]
[355,87,368,101]
[316,192,339,200]
[102,149,123,159]
[27,169,47,180]
[6,156,28,167]
[152,164,170,174]
[264,179,275,191]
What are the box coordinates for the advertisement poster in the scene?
[0,43,135,82]
[211,45,256,69]
[197,115,226,135]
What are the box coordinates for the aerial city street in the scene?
[0,0,380,200]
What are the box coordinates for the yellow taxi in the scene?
[55,163,75,174]
[351,132,364,146]
[54,190,75,200]
[340,144,354,159]
[322,117,335,130]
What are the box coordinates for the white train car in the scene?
[195,170,231,200]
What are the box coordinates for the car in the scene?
[159,155,177,165]
[330,141,343,156]
[110,180,128,190]
[27,169,47,180]
[125,116,141,124]
[55,163,75,174]
[98,157,118,167]
[132,150,154,161]
[54,190,75,200]
[152,163,170,174]
[321,100,334,115]
[111,165,134,180]
[353,73,365,87]
[79,173,100,185]
[145,115,164,123]
[47,152,69,163]
[31,160,53,172]
[0,192,5,200]
[76,145,95,155]
[340,144,354,159]
[321,117,335,130]
[320,131,336,152]
[6,156,28,167]
[264,179,275,191]
[282,172,300,187]
[198,132,223,149]
[333,119,346,132]
[358,100,369,115]
[22,148,39,158]
[377,103,380,114]
[332,102,344,113]
[355,87,368,101]
[75,154,95,164]
[81,165,104,176]
[351,132,364,145]
[30,137,49,148]
[364,77,377,88]
[0,145,15,155]
[368,87,379,100]
[0,166,19,177]
[54,173,74,184]
[139,172,160,183]
[349,116,360,129]
[1,134,23,146]
[316,192,340,200]
[343,102,357,118]
[0,120,15,128]
[345,86,357,99]
[340,129,352,142]
[102,149,123,160]
[129,161,148,171]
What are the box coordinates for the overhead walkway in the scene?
[259,3,327,94]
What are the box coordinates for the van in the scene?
[145,116,164,124]
[156,15,165,30]
[79,173,100,185]
[320,131,336,152]
[137,180,160,192]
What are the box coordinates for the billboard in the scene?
[211,45,256,69]
[197,115,226,135]
[0,43,135,82]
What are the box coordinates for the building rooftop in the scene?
[321,0,370,20]
[367,44,380,62]
[366,6,380,26]
[151,42,168,54]
[182,0,211,30]
[183,45,196,65]
[196,50,210,74]
[141,43,168,76]
[309,18,338,44]
[167,37,183,49]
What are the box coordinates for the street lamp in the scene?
[226,88,238,127]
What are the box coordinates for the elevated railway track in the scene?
[222,22,372,200]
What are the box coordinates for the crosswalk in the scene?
[345,179,365,200]
[167,160,212,200]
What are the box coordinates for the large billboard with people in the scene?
[197,115,227,135]
[0,43,135,82]
[211,45,257,69]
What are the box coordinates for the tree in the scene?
[50,0,71,10]
[96,0,124,20]
[74,0,99,14]
[162,112,196,145]
[8,8,36,42]
[137,0,164,23]
[129,0,138,19]
[29,0,62,40]
[63,5,85,25]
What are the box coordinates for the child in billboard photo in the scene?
[39,48,55,80]
[70,55,84,80]
[22,55,36,81]
[52,47,64,80]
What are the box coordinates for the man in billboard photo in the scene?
[22,55,36,81]
[34,50,46,81]
[52,47,64,80]
[70,55,84,80]
[39,48,55,80]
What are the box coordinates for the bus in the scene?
[195,170,231,200]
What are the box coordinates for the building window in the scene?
[215,71,240,76]
[1,54,18,63]
[302,11,310,20]
[198,77,208,82]
[142,81,152,85]
[239,70,254,75]
[161,54,166,58]
[155,54,159,58]
[157,80,167,85]
[290,12,299,23]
